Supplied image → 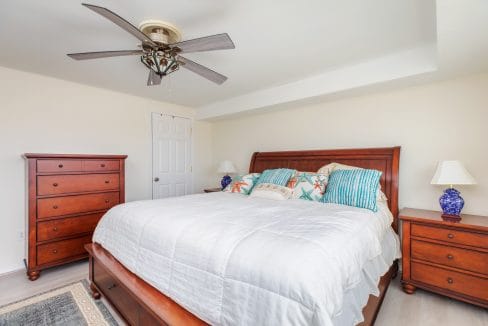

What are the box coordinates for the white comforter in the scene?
[93,192,395,326]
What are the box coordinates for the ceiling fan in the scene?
[67,4,235,86]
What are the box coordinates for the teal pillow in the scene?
[255,168,296,187]
[322,169,382,212]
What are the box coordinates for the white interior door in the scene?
[152,113,192,199]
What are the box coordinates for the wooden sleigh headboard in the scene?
[249,147,401,232]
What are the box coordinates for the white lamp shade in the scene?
[431,160,476,186]
[217,160,236,174]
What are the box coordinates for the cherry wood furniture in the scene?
[86,147,400,326]
[203,187,222,193]
[24,153,127,281]
[400,208,488,308]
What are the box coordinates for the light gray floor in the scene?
[0,261,487,325]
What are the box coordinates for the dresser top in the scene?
[24,153,128,159]
[400,208,488,231]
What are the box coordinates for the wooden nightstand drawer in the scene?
[411,240,488,275]
[411,262,488,302]
[411,224,488,249]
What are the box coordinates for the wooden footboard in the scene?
[86,243,397,326]
[85,243,206,326]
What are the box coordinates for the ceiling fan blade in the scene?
[178,56,228,85]
[172,33,235,53]
[82,3,156,46]
[147,70,162,86]
[67,50,143,60]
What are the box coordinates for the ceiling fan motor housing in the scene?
[138,20,182,44]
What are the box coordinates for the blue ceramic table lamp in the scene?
[218,160,236,190]
[431,160,476,222]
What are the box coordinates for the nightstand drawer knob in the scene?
[53,205,58,209]
[447,277,453,284]
[447,254,453,260]
[58,164,63,168]
[53,183,58,187]
[53,227,58,232]
[447,233,454,239]
[52,249,58,254]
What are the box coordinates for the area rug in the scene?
[0,280,118,326]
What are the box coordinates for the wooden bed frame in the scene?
[86,146,401,325]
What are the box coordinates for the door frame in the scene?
[151,112,194,199]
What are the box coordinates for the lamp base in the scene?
[221,175,232,190]
[439,187,464,222]
[441,213,462,222]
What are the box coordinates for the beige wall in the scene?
[211,73,488,217]
[0,66,213,274]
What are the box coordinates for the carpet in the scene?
[0,280,118,326]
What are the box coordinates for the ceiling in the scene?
[0,1,435,107]
[1,1,487,119]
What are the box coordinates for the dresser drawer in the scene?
[411,240,488,275]
[37,174,120,196]
[83,160,120,172]
[37,212,105,241]
[93,259,140,325]
[37,235,92,266]
[37,192,119,219]
[411,224,488,249]
[37,160,82,173]
[411,262,488,302]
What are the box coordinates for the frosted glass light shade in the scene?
[217,160,236,174]
[431,161,476,186]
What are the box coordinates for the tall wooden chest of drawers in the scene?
[24,154,127,280]
[400,208,488,308]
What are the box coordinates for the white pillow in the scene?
[249,183,292,200]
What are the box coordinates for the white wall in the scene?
[211,73,488,216]
[0,66,213,274]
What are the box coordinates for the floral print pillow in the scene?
[223,173,261,195]
[287,172,328,201]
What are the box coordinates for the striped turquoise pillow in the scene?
[322,169,382,212]
[255,168,296,187]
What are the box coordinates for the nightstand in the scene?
[400,208,488,308]
[204,188,222,193]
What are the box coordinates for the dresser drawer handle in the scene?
[104,180,110,184]
[52,227,58,232]
[53,205,58,209]
[107,283,117,290]
[58,164,63,168]
[101,164,106,168]
[53,183,58,187]
[105,199,110,203]
[447,233,454,239]
[52,249,58,254]
[447,277,453,284]
[447,254,453,260]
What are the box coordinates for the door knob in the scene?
[154,177,160,182]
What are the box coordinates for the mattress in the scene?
[93,192,400,326]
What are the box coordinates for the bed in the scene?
[86,146,401,326]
